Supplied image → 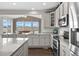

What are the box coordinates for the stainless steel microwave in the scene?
[58,14,69,27]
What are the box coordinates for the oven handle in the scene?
[53,39,59,48]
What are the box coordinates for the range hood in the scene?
[69,2,79,28]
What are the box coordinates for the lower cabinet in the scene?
[39,36,45,47]
[50,34,53,49]
[12,42,28,56]
[28,34,50,48]
[23,42,28,56]
[60,44,70,56]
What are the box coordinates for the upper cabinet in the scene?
[63,2,69,15]
[54,2,69,27]
[50,2,69,27]
[59,3,64,18]
[44,13,52,28]
[59,2,69,18]
[55,7,60,27]
[50,12,55,27]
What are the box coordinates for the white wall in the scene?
[36,11,53,33]
[0,17,3,34]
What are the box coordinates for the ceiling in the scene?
[0,2,59,10]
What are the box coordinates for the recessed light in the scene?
[12,3,16,6]
[32,8,35,10]
[43,2,46,6]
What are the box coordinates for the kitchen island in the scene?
[0,38,28,56]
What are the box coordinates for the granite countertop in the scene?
[0,38,28,56]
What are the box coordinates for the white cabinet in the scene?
[32,34,39,46]
[60,43,70,56]
[59,2,69,18]
[44,35,50,47]
[61,47,70,56]
[44,13,51,28]
[54,2,69,27]
[50,34,53,49]
[55,7,60,27]
[39,35,45,47]
[24,42,28,56]
[50,12,55,26]
[59,3,64,18]
[28,34,51,48]
[63,2,69,15]
[27,35,33,47]
[12,42,28,56]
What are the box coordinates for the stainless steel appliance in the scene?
[52,27,60,56]
[53,36,60,56]
[58,14,69,27]
[71,28,79,47]
[70,28,79,56]
[69,2,79,28]
[69,2,79,56]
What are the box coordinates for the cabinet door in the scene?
[50,35,53,49]
[55,7,60,27]
[54,10,57,27]
[39,35,45,47]
[23,42,28,56]
[65,49,70,56]
[44,13,51,27]
[32,35,39,46]
[60,44,63,56]
[44,36,50,47]
[63,2,69,15]
[59,4,63,18]
[27,35,33,47]
[60,44,70,56]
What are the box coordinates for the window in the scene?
[25,21,32,27]
[16,21,40,34]
[3,19,11,34]
[33,22,39,27]
[32,21,39,33]
[3,19,11,28]
[16,21,24,27]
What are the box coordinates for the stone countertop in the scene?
[0,38,28,56]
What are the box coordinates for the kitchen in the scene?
[0,2,70,56]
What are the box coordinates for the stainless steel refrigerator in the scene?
[69,2,79,56]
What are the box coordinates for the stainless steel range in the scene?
[52,27,60,56]
[53,36,60,56]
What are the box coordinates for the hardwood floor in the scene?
[28,48,53,56]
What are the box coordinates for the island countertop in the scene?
[0,38,28,56]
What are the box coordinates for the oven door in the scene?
[53,39,58,49]
[53,39,60,56]
[71,28,79,47]
[70,44,79,56]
